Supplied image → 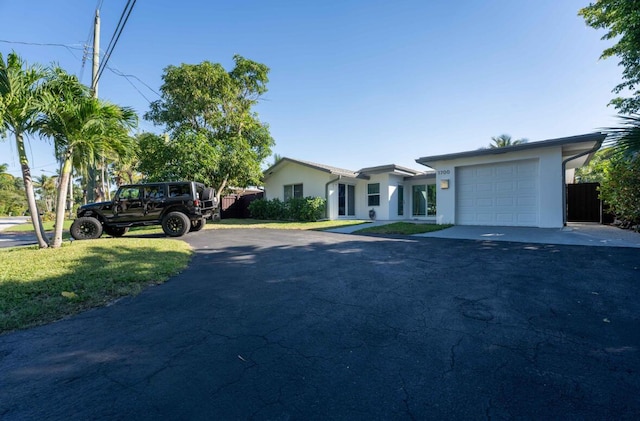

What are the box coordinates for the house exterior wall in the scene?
[388,174,406,220]
[424,146,564,228]
[264,162,333,202]
[265,163,426,221]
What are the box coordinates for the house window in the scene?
[427,184,437,216]
[412,184,436,216]
[397,185,404,216]
[367,183,380,206]
[284,184,303,201]
[412,185,426,216]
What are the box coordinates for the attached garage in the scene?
[456,159,539,226]
[415,133,606,228]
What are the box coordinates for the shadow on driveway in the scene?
[0,229,638,419]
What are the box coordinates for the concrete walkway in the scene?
[327,221,640,248]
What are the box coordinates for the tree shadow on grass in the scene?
[0,242,191,333]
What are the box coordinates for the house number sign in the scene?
[437,169,451,175]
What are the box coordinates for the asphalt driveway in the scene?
[1,229,639,419]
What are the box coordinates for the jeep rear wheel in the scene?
[104,226,129,237]
[70,217,103,240]
[189,218,205,232]
[162,212,191,237]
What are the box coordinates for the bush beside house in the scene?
[248,197,326,222]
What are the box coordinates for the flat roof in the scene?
[415,133,606,166]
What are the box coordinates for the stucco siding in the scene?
[425,146,565,228]
[264,161,333,202]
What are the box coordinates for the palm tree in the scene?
[604,114,640,157]
[34,173,58,212]
[40,67,137,248]
[489,134,528,148]
[0,52,50,247]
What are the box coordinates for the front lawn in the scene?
[355,222,453,235]
[0,238,192,333]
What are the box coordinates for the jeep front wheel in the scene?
[70,217,103,240]
[162,212,191,237]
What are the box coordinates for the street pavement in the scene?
[1,229,639,419]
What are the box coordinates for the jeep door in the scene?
[113,186,145,222]
[142,184,166,221]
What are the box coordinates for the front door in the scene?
[338,184,355,217]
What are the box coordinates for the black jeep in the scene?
[70,181,217,240]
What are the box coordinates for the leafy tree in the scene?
[144,55,274,198]
[574,148,612,183]
[136,131,219,184]
[598,155,640,226]
[0,52,50,247]
[40,67,137,248]
[0,164,26,215]
[489,134,528,148]
[580,1,640,114]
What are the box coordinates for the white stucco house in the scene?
[263,132,605,228]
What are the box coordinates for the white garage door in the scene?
[456,159,539,226]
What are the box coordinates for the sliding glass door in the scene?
[338,184,355,216]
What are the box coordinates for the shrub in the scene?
[599,155,640,227]
[248,197,326,222]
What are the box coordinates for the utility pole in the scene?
[92,9,100,98]
[87,8,100,202]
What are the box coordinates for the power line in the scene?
[93,0,137,91]
[107,66,161,102]
[0,37,159,105]
[0,39,84,64]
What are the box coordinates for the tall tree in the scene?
[489,134,528,148]
[40,67,137,248]
[34,173,58,212]
[0,52,50,247]
[144,55,274,198]
[579,1,640,114]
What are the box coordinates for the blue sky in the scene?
[0,0,622,177]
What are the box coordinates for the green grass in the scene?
[0,238,192,333]
[355,222,453,235]
[206,218,370,231]
[7,219,73,232]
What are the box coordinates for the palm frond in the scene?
[603,114,640,158]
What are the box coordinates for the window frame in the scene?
[284,183,303,201]
[367,183,380,207]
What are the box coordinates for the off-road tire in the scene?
[70,216,103,240]
[103,226,129,237]
[162,211,191,237]
[189,218,206,232]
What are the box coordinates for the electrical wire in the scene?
[0,37,158,105]
[0,39,84,63]
[92,0,137,91]
[107,66,161,102]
